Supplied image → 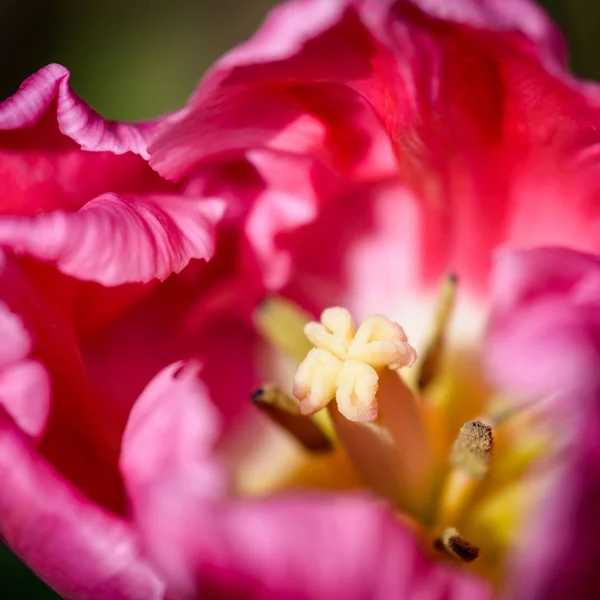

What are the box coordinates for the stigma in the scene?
[292,307,416,422]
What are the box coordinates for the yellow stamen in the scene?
[437,421,494,527]
[254,297,313,363]
[417,273,457,390]
[451,421,494,478]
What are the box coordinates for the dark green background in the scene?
[0,0,596,597]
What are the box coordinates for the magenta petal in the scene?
[0,292,50,440]
[120,361,225,499]
[395,0,565,63]
[120,361,227,593]
[214,0,348,68]
[0,64,163,158]
[0,409,165,600]
[0,301,31,368]
[510,408,600,600]
[485,247,600,411]
[0,194,225,285]
[485,248,600,598]
[193,495,493,600]
[0,360,50,440]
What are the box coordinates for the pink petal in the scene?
[120,361,491,599]
[370,0,565,66]
[278,178,438,320]
[0,194,225,285]
[0,63,163,158]
[0,259,51,440]
[192,495,493,600]
[0,360,50,440]
[0,300,31,368]
[0,251,128,511]
[214,0,349,69]
[485,247,600,412]
[148,0,600,311]
[509,406,600,600]
[150,71,399,184]
[119,361,227,594]
[0,408,165,600]
[484,249,600,598]
[120,361,225,497]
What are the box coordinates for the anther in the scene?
[451,420,494,478]
[434,527,480,563]
[436,420,494,529]
[252,384,333,452]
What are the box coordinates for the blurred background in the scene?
[0,0,597,597]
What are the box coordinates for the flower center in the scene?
[239,277,548,587]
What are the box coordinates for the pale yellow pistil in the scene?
[293,308,416,422]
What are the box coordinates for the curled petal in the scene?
[0,409,165,600]
[120,361,225,498]
[0,63,163,158]
[0,194,225,285]
[120,362,226,597]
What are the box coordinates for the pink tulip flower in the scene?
[3,1,600,599]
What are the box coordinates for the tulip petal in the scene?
[0,303,50,440]
[485,248,600,598]
[485,247,600,411]
[120,361,227,595]
[0,194,225,285]
[148,0,600,306]
[372,0,565,65]
[0,258,52,441]
[0,63,162,157]
[192,495,493,600]
[0,408,165,600]
[0,360,50,441]
[509,408,600,600]
[0,65,175,217]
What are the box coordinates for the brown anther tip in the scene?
[434,528,480,563]
[448,272,458,285]
[251,384,333,453]
[451,420,494,478]
[447,535,480,563]
[251,388,265,403]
